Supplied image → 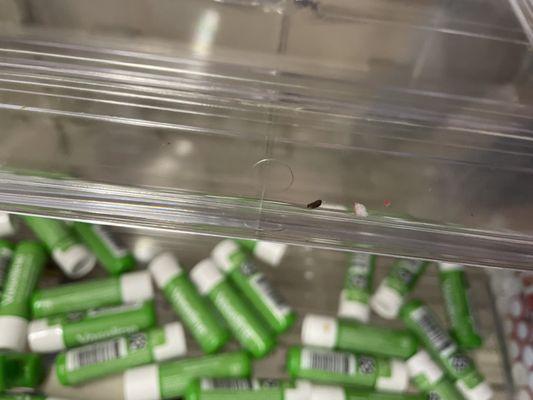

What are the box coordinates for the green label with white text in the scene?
[159,352,251,399]
[343,253,376,303]
[57,327,163,385]
[0,243,46,318]
[32,277,121,318]
[386,260,427,296]
[52,302,155,347]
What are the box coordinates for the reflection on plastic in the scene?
[193,9,220,57]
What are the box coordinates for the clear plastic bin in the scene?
[0,2,532,398]
[0,0,532,268]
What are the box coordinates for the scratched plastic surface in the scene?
[0,0,532,269]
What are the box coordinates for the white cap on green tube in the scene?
[133,237,162,264]
[370,284,403,319]
[0,315,28,351]
[0,212,16,237]
[190,259,224,295]
[119,271,154,303]
[149,252,183,288]
[301,314,337,348]
[439,262,463,271]
[338,290,370,322]
[376,360,409,392]
[152,322,187,361]
[28,319,65,352]
[406,350,443,384]
[253,241,287,267]
[52,244,96,279]
[211,240,239,272]
[456,379,493,400]
[123,364,160,400]
[285,381,313,400]
[310,384,345,400]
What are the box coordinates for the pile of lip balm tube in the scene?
[0,212,494,400]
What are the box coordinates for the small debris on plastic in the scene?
[306,199,322,209]
[353,202,368,217]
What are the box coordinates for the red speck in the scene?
[383,199,392,207]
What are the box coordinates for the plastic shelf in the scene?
[0,0,532,270]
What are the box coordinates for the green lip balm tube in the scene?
[149,252,229,354]
[401,300,492,400]
[123,351,252,400]
[190,259,275,358]
[212,240,295,334]
[0,241,47,351]
[55,322,187,386]
[407,350,466,400]
[0,353,44,392]
[286,347,408,392]
[438,263,482,350]
[338,253,376,322]
[28,301,157,352]
[301,314,418,359]
[23,216,95,279]
[32,271,154,318]
[371,259,429,319]
[72,222,135,275]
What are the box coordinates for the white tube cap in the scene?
[370,284,403,319]
[284,381,313,400]
[190,259,224,295]
[301,314,338,348]
[438,262,464,272]
[149,253,183,288]
[211,240,240,273]
[28,319,65,353]
[0,315,28,351]
[123,364,161,400]
[456,379,493,400]
[152,322,187,362]
[338,291,370,322]
[133,237,162,264]
[253,241,287,267]
[376,360,409,392]
[406,350,443,385]
[120,271,154,303]
[52,244,96,279]
[0,213,16,237]
[310,384,345,400]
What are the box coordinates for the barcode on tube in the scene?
[253,275,291,317]
[412,307,455,354]
[202,379,254,390]
[301,349,356,374]
[66,338,126,371]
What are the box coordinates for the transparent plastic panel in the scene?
[508,0,533,46]
[0,1,532,270]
